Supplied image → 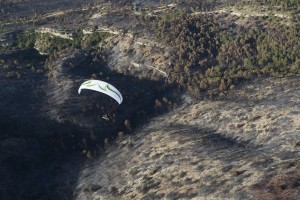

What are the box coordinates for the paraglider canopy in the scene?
[78,80,123,104]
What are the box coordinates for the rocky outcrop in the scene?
[36,27,74,40]
[103,34,174,81]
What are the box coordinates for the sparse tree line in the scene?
[0,28,110,71]
[235,0,300,11]
[139,10,299,98]
[1,0,299,100]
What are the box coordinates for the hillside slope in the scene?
[73,78,300,200]
[1,0,299,199]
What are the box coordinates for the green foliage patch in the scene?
[142,9,299,98]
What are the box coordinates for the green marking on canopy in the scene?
[107,84,122,102]
[98,84,107,91]
[98,84,122,102]
[82,80,92,85]
[82,80,96,87]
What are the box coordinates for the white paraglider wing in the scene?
[78,80,123,104]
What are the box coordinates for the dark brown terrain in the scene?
[0,0,299,199]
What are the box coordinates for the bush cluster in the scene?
[139,9,299,98]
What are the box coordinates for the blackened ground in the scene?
[0,48,180,200]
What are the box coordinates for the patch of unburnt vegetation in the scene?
[135,9,299,98]
[237,0,300,12]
